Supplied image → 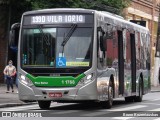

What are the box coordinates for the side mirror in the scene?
[99,34,107,63]
[97,27,107,63]
[100,34,107,51]
[9,23,20,50]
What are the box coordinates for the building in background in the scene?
[125,0,160,85]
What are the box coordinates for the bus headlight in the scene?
[78,73,95,85]
[19,74,33,86]
[87,74,92,80]
[20,75,26,81]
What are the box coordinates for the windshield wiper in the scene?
[38,25,50,45]
[61,24,77,46]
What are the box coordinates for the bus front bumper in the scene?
[18,80,98,102]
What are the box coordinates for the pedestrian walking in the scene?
[3,60,16,93]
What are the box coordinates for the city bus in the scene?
[9,8,151,109]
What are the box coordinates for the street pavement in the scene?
[0,84,36,108]
[0,83,160,108]
[1,92,160,119]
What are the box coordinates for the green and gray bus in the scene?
[9,8,151,109]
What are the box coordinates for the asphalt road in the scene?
[1,92,160,120]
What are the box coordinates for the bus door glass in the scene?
[124,30,132,93]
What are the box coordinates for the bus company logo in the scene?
[34,82,48,85]
[2,112,11,117]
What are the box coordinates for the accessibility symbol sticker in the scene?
[56,57,66,67]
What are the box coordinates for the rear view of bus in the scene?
[18,9,97,109]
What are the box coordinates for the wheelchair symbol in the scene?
[56,57,66,67]
[58,58,65,66]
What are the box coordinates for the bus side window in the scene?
[106,26,118,68]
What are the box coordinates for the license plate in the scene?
[49,92,62,97]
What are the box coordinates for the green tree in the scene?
[89,0,131,14]
[0,0,31,23]
[28,0,131,15]
[0,0,9,36]
[0,0,31,37]
[0,0,32,70]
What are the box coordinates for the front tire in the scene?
[102,86,113,109]
[38,101,51,109]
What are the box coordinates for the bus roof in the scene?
[23,8,96,15]
[23,8,149,34]
[96,11,149,34]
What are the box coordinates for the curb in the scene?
[150,90,160,93]
[0,102,37,108]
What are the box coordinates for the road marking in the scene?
[112,117,160,120]
[111,117,133,120]
[149,99,160,101]
[82,105,147,117]
[0,104,39,111]
[0,103,77,111]
[148,108,160,111]
[82,111,107,117]
[154,118,160,120]
[141,103,160,106]
[108,105,147,111]
[0,102,57,111]
[51,110,80,115]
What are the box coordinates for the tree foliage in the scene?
[0,0,31,23]
[0,0,131,25]
[27,0,131,14]
[0,0,31,38]
[0,0,131,36]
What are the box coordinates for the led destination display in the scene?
[23,14,93,25]
[31,15,85,24]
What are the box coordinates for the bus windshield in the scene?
[22,27,93,68]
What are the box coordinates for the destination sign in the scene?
[30,15,85,24]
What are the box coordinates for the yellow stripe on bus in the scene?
[66,62,89,66]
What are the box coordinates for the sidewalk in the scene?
[0,84,160,108]
[0,84,36,108]
[150,85,160,92]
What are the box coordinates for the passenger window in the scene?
[106,27,118,68]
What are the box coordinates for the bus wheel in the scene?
[134,80,143,102]
[102,86,113,109]
[38,101,51,109]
